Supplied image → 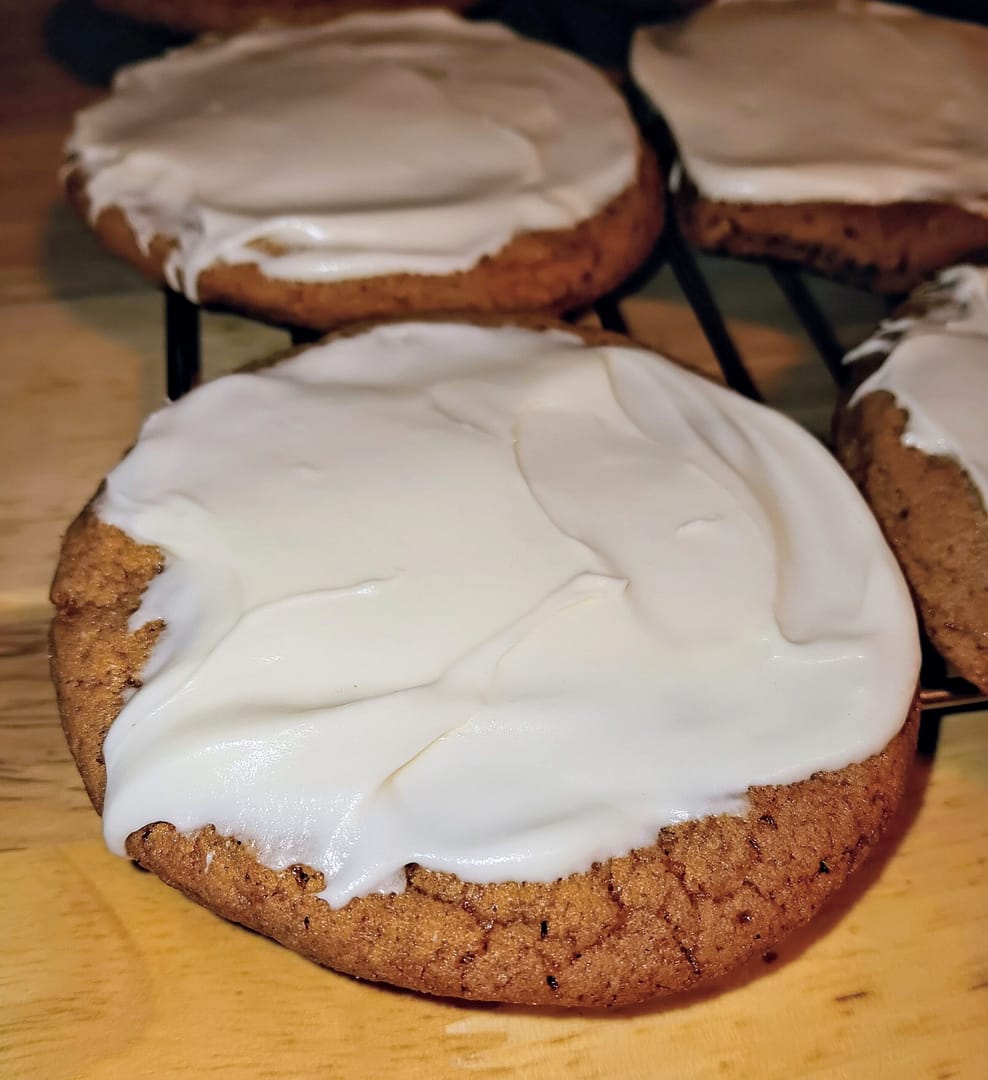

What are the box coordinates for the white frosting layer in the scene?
[97,322,918,908]
[848,265,988,509]
[66,10,638,299]
[631,1,988,209]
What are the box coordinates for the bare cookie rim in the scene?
[63,145,664,332]
[834,358,988,694]
[674,177,988,298]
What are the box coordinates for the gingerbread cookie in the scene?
[64,11,662,329]
[631,1,988,295]
[51,316,920,1006]
[836,266,988,692]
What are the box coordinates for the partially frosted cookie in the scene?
[64,11,662,329]
[51,316,920,1007]
[631,1,988,295]
[836,266,988,692]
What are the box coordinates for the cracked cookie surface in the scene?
[836,388,988,693]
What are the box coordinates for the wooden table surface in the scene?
[2,3,986,1077]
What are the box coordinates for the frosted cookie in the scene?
[631,1,988,295]
[93,0,473,34]
[51,316,920,1008]
[836,267,988,692]
[63,11,662,330]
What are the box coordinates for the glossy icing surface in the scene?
[631,1,988,209]
[97,322,918,907]
[67,10,639,297]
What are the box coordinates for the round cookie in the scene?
[835,267,988,692]
[64,12,663,330]
[51,316,920,1007]
[93,0,475,34]
[631,1,988,295]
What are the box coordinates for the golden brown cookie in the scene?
[676,186,988,297]
[835,338,988,693]
[93,0,475,34]
[630,3,988,296]
[51,316,918,1008]
[64,148,663,331]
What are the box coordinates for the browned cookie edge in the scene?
[64,145,663,330]
[676,184,988,296]
[835,386,988,693]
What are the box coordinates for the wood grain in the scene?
[1,3,986,1076]
[2,620,986,1079]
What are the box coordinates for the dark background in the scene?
[43,0,988,87]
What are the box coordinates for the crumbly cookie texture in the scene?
[93,0,474,33]
[50,318,917,1008]
[676,187,988,296]
[836,387,988,693]
[64,147,662,330]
